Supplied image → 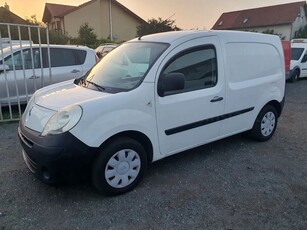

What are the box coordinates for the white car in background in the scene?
[95,43,117,59]
[0,44,97,105]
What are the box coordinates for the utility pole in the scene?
[109,0,113,41]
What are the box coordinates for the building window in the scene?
[56,21,62,30]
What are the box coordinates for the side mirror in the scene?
[158,72,185,97]
[0,64,9,73]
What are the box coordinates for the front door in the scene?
[300,50,307,77]
[156,36,225,155]
[0,48,42,104]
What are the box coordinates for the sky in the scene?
[0,0,304,29]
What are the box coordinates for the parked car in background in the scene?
[289,39,307,82]
[282,41,291,80]
[0,38,33,49]
[95,43,117,59]
[0,44,97,105]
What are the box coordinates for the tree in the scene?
[294,25,307,38]
[78,23,97,48]
[25,15,44,26]
[262,29,286,40]
[137,17,181,37]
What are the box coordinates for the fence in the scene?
[0,23,51,122]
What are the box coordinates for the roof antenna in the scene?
[138,36,142,40]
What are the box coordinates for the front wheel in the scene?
[92,137,147,195]
[248,105,278,142]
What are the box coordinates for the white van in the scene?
[290,39,307,81]
[18,31,285,195]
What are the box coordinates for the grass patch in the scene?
[0,104,26,123]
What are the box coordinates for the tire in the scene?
[290,70,299,83]
[92,137,147,195]
[248,105,278,142]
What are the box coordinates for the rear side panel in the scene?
[219,34,285,136]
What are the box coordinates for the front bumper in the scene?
[18,119,98,185]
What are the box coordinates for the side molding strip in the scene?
[165,107,254,135]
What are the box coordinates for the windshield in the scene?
[291,48,304,60]
[81,42,169,93]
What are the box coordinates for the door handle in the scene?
[29,75,40,79]
[210,96,223,102]
[71,69,80,73]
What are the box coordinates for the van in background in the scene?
[289,39,307,82]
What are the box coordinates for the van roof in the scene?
[291,42,307,48]
[131,30,281,44]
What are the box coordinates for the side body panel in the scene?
[154,36,226,155]
[219,34,285,136]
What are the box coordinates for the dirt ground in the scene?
[0,80,306,229]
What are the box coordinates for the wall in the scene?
[291,6,307,38]
[111,2,142,41]
[64,0,102,38]
[63,0,143,42]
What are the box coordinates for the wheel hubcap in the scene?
[105,149,141,188]
[261,111,276,136]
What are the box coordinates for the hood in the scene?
[34,80,110,110]
[23,80,111,132]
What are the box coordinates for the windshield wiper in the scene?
[85,80,106,92]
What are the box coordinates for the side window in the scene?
[49,48,81,67]
[2,48,40,70]
[301,52,307,63]
[161,45,217,95]
[74,50,87,65]
[3,51,23,70]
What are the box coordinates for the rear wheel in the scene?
[248,105,278,141]
[290,70,299,83]
[92,137,147,195]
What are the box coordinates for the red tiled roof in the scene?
[212,1,306,30]
[42,3,76,23]
[0,7,30,24]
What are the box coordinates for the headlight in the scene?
[41,105,82,136]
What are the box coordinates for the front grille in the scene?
[19,130,33,148]
[22,150,37,173]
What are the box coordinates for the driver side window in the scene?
[2,49,40,70]
[301,52,307,63]
[161,45,218,95]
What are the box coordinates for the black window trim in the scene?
[158,44,218,97]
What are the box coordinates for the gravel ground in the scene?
[0,80,306,229]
